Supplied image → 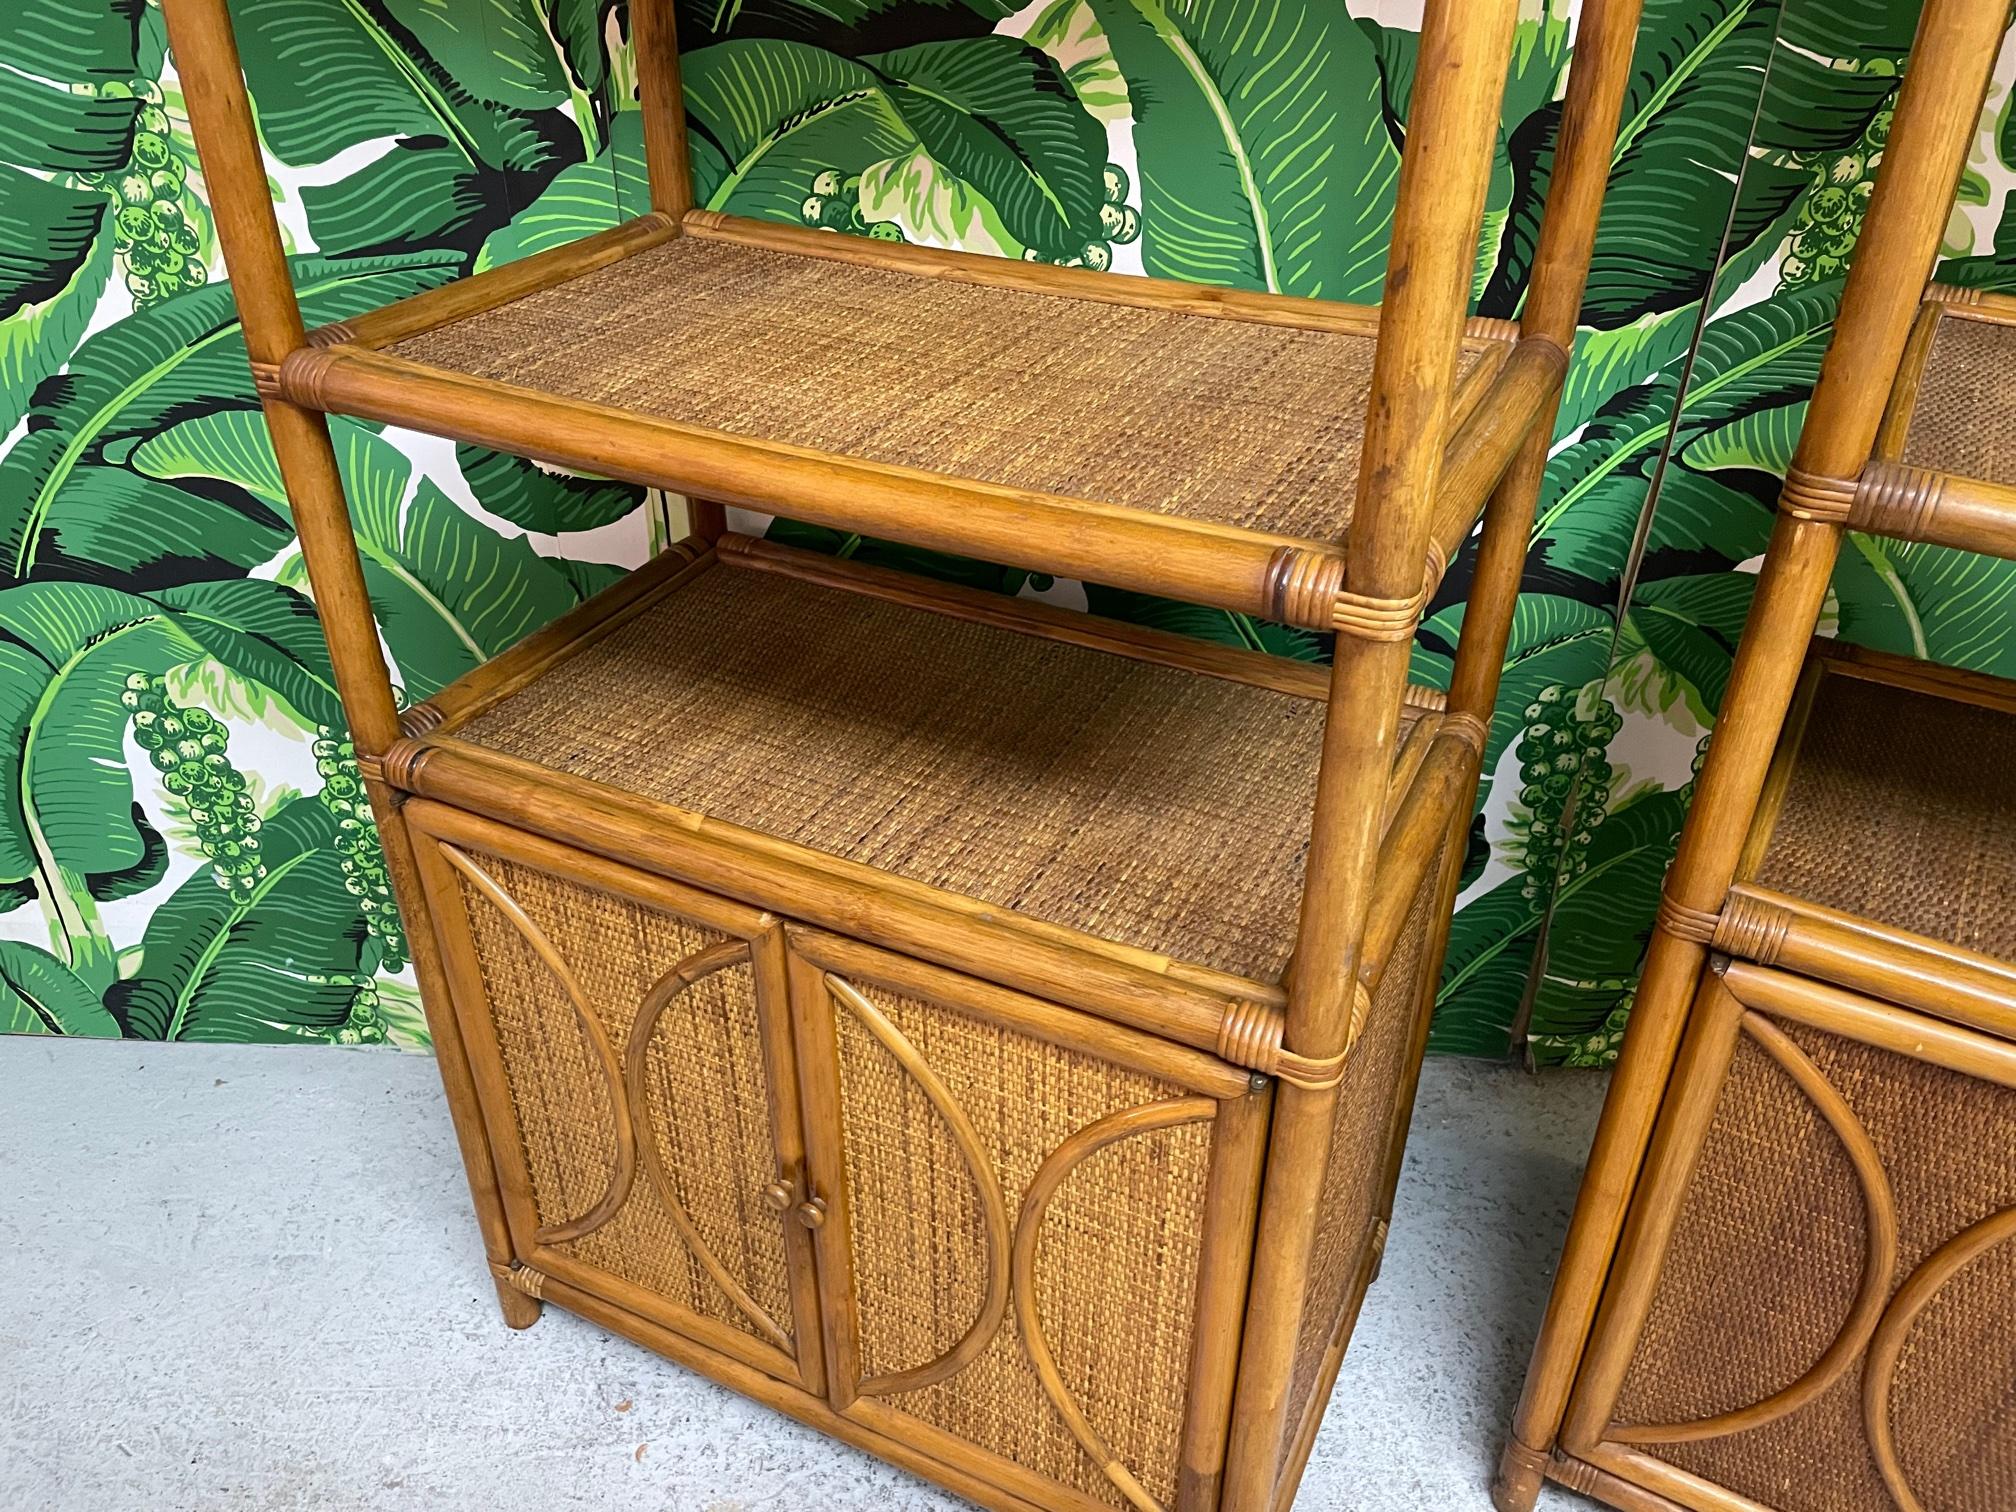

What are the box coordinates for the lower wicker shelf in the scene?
[1744,643,2016,963]
[1540,645,2016,1512]
[403,531,1412,987]
[383,535,1463,1511]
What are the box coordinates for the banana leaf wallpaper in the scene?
[2,0,2012,1063]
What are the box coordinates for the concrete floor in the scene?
[1,1037,1601,1511]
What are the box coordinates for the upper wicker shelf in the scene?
[276,213,1557,630]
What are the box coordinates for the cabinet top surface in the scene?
[445,561,1401,985]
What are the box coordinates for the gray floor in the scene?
[1,1037,1599,1511]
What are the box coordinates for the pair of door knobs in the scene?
[765,1180,828,1230]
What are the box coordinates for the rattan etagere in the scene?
[168,2,1649,1508]
[1496,6,2016,1512]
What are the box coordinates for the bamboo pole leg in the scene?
[164,0,404,756]
[1225,3,1521,1503]
[267,402,533,1327]
[369,782,540,1328]
[1440,15,1647,1354]
[687,497,729,544]
[262,405,407,749]
[263,404,537,1319]
[1450,0,1645,726]
[167,0,533,1326]
[632,0,694,219]
[1441,22,1646,1321]
[1492,517,1841,1509]
[493,1277,545,1331]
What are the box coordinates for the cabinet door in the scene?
[1560,964,2016,1512]
[783,926,1265,1512]
[407,802,824,1394]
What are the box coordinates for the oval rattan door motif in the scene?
[407,808,825,1393]
[783,931,1224,1512]
[1564,966,2016,1512]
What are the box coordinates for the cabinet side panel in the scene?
[1278,845,1445,1474]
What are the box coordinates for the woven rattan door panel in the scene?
[406,803,825,1394]
[782,927,1265,1512]
[1560,963,2016,1512]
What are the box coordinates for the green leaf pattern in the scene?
[4,1,2013,1067]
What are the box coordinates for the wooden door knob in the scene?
[763,1181,793,1212]
[795,1197,828,1230]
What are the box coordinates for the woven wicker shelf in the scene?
[1891,295,2016,489]
[1748,649,2016,964]
[279,214,1547,629]
[390,236,1485,542]
[405,541,1433,990]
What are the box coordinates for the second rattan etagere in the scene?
[1496,5,2016,1511]
[166,1,1651,1507]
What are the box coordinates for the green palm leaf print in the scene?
[1083,0,1399,299]
[107,796,372,1042]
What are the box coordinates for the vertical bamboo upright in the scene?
[1494,5,2016,1511]
[167,1,1648,1506]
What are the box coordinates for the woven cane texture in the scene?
[1887,1222,2016,1512]
[830,978,1212,1507]
[389,238,1487,540]
[1280,848,1443,1465]
[1610,1016,2016,1512]
[1901,314,2016,486]
[1756,670,2016,961]
[458,565,1365,984]
[454,852,797,1353]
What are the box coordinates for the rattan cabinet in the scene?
[383,540,1463,1511]
[1526,646,2016,1512]
[167,1,1652,1507]
[1496,6,2016,1512]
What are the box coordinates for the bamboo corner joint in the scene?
[166,0,1647,1506]
[1495,5,2016,1511]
